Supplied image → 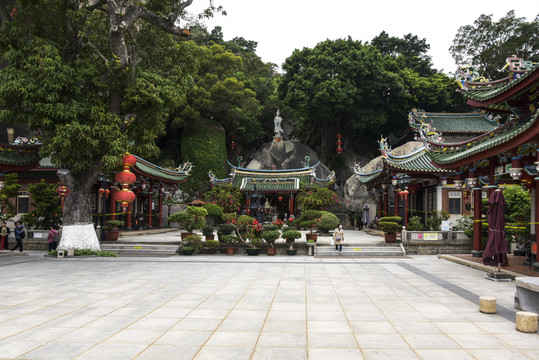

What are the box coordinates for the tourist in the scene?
[12,222,24,252]
[47,227,59,252]
[333,223,344,253]
[0,222,10,250]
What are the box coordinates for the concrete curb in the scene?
[438,254,523,279]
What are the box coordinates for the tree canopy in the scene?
[450,11,539,78]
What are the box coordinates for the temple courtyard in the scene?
[0,250,537,359]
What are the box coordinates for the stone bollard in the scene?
[479,296,497,314]
[516,311,538,333]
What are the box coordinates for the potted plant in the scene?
[221,235,239,255]
[103,220,123,241]
[217,223,235,241]
[204,239,220,254]
[297,210,322,242]
[282,229,301,255]
[317,211,339,234]
[246,237,262,256]
[203,203,223,226]
[262,230,280,256]
[379,216,402,243]
[202,225,215,240]
[180,234,202,255]
[169,206,207,239]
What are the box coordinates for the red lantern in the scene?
[115,153,137,212]
[336,147,343,155]
[115,186,136,212]
[336,140,343,146]
[230,140,236,151]
[56,186,69,209]
[98,188,105,197]
[278,196,283,202]
[115,169,136,185]
[336,133,342,140]
[123,153,137,167]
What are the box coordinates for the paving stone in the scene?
[252,347,307,360]
[308,348,363,360]
[136,344,201,360]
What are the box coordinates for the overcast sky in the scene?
[189,0,538,74]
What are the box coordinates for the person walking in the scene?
[12,222,24,252]
[47,227,59,252]
[0,222,10,250]
[333,224,344,253]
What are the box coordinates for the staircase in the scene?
[100,241,179,257]
[315,243,405,257]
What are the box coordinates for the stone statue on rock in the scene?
[274,110,284,140]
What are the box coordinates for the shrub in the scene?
[204,203,223,216]
[103,220,123,231]
[318,211,339,233]
[380,216,402,224]
[297,210,323,233]
[427,210,449,231]
[379,221,401,234]
[296,187,338,211]
[406,216,423,231]
[262,230,280,247]
[205,239,220,250]
[221,212,237,223]
[182,234,202,251]
[201,225,214,236]
[263,224,279,231]
[48,249,118,257]
[453,214,473,238]
[272,219,284,228]
[203,185,244,213]
[217,223,235,237]
[221,235,239,244]
[169,209,205,233]
[20,180,62,229]
[250,237,263,248]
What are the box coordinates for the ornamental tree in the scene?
[296,187,339,211]
[20,180,62,230]
[0,1,222,249]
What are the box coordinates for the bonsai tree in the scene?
[318,211,339,233]
[169,206,207,233]
[204,203,223,226]
[379,216,402,233]
[272,219,284,229]
[181,234,202,253]
[282,229,301,249]
[262,230,280,248]
[103,220,123,231]
[297,210,323,234]
[202,225,214,238]
[296,187,338,211]
[221,235,239,245]
[250,237,263,249]
[217,223,235,241]
[204,239,220,253]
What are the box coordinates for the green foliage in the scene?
[169,210,205,233]
[20,180,62,230]
[450,11,539,79]
[204,203,223,216]
[217,223,235,237]
[103,220,123,231]
[406,216,424,231]
[201,225,214,236]
[250,237,263,248]
[205,239,221,250]
[453,214,473,238]
[234,215,262,238]
[263,224,279,231]
[183,234,202,252]
[503,186,531,246]
[220,235,239,244]
[380,216,402,224]
[282,229,302,241]
[204,186,244,213]
[296,210,323,233]
[48,249,118,257]
[187,206,208,219]
[0,173,20,222]
[221,212,238,223]
[262,230,280,247]
[427,210,449,231]
[318,211,339,233]
[379,222,401,234]
[296,187,339,211]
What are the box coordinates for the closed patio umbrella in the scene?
[482,189,508,270]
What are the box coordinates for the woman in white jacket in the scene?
[333,224,344,253]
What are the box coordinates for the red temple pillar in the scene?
[394,188,399,217]
[110,186,117,220]
[404,192,409,229]
[126,203,132,229]
[148,188,153,228]
[472,186,482,256]
[289,193,294,217]
[158,191,163,227]
[383,189,388,217]
[378,191,383,218]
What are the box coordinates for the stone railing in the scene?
[402,230,472,254]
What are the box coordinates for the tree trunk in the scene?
[56,168,101,251]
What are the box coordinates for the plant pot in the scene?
[245,248,260,256]
[267,247,277,256]
[513,250,526,257]
[181,232,193,240]
[205,249,216,254]
[182,249,194,255]
[306,233,318,242]
[226,246,235,255]
[205,235,215,240]
[384,233,397,243]
[105,230,120,241]
[286,249,297,256]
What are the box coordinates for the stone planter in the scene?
[384,233,397,243]
[286,249,297,256]
[182,249,194,255]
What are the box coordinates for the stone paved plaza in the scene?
[0,254,537,360]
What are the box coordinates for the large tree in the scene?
[450,10,539,78]
[0,0,222,249]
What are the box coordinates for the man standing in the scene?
[12,222,24,252]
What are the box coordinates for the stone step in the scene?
[315,245,404,257]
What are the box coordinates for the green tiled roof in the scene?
[210,163,335,192]
[461,63,539,103]
[409,111,498,134]
[0,144,40,167]
[386,148,449,173]
[428,113,538,165]
[133,156,189,183]
[355,169,384,184]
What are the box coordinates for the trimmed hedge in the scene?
[380,216,402,224]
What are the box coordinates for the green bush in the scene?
[169,210,205,233]
[296,210,323,233]
[204,203,223,216]
[380,216,402,224]
[205,239,221,250]
[453,214,473,238]
[379,221,401,234]
[201,225,214,236]
[48,249,118,257]
[103,220,123,230]
[217,223,235,237]
[182,234,202,252]
[250,237,263,248]
[262,230,280,247]
[221,235,239,244]
[406,216,423,231]
[263,224,279,231]
[318,211,339,233]
[221,212,237,223]
[427,210,449,231]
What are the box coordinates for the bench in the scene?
[514,277,539,314]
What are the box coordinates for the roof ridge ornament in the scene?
[378,136,392,158]
[177,161,193,175]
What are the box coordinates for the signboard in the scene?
[441,221,450,231]
[33,232,43,238]
[424,233,438,240]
